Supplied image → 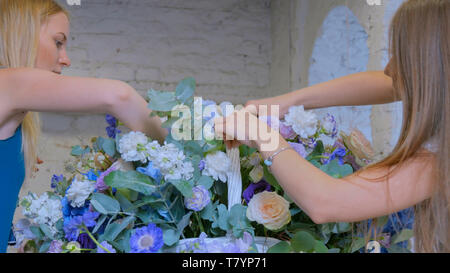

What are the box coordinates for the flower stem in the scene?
[194,212,205,235]
[81,225,111,253]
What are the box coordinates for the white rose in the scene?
[284,105,318,138]
[202,151,231,183]
[66,177,96,207]
[246,191,291,231]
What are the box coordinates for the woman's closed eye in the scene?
[55,40,64,49]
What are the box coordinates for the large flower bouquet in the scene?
[14,78,413,253]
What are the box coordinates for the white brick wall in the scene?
[64,0,272,104]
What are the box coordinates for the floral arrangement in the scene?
[13,78,413,253]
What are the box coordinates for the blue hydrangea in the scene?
[129,223,164,253]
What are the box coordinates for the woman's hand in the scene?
[214,108,281,153]
[245,93,292,119]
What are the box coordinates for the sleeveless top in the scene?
[0,123,25,253]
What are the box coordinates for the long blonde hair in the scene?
[357,0,449,253]
[0,0,69,178]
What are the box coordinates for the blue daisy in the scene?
[129,223,164,253]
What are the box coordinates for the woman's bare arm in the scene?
[246,71,395,118]
[257,133,435,224]
[0,67,167,142]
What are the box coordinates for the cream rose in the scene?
[246,191,291,231]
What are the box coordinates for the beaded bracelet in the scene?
[263,146,294,166]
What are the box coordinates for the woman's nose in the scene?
[59,52,71,68]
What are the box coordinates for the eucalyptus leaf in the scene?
[71,145,83,156]
[39,240,52,253]
[102,216,135,242]
[147,89,178,111]
[391,229,414,245]
[197,175,214,190]
[168,179,194,198]
[267,241,292,253]
[163,228,179,246]
[39,224,55,240]
[350,237,366,253]
[104,170,157,195]
[313,240,329,253]
[29,226,44,240]
[92,214,108,234]
[101,138,116,157]
[291,231,316,253]
[90,193,121,215]
[175,77,195,104]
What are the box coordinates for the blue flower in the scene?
[51,174,64,189]
[97,241,116,253]
[137,162,162,184]
[81,169,98,181]
[129,223,164,253]
[322,147,347,165]
[61,197,90,225]
[63,211,100,241]
[105,114,121,139]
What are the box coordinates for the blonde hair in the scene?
[357,0,449,253]
[0,0,69,179]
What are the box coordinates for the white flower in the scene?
[21,192,62,234]
[66,177,96,207]
[151,142,194,181]
[145,140,161,162]
[202,151,231,183]
[284,105,318,138]
[246,191,291,231]
[118,131,149,162]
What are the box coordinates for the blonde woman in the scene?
[0,0,167,252]
[215,0,449,252]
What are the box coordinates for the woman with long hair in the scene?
[215,0,449,252]
[0,0,167,252]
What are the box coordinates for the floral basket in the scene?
[13,77,414,254]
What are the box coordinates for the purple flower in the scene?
[322,147,347,165]
[105,114,121,139]
[300,137,317,149]
[96,162,120,191]
[280,122,296,139]
[243,180,272,204]
[105,114,117,127]
[47,240,64,253]
[322,114,338,137]
[198,160,206,172]
[130,223,164,253]
[288,142,307,158]
[51,174,64,189]
[184,185,211,211]
[77,233,96,250]
[97,241,116,253]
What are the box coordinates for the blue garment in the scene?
[0,125,25,253]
